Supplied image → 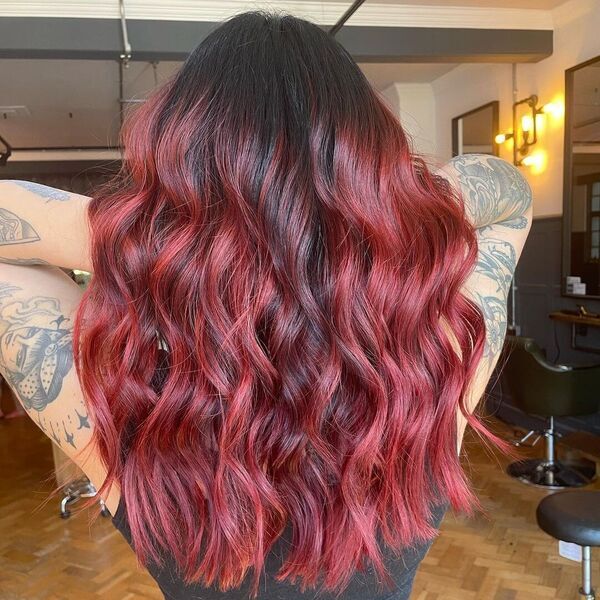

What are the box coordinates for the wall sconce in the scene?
[512,94,543,166]
[494,95,560,167]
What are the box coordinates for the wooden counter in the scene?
[549,311,600,353]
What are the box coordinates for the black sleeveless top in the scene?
[111,347,450,600]
[112,495,448,600]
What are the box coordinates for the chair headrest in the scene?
[503,335,572,371]
[504,335,541,354]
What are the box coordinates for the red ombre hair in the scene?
[73,10,512,598]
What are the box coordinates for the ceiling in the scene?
[310,0,568,6]
[0,59,180,149]
[357,63,458,87]
[0,58,459,149]
[0,0,570,151]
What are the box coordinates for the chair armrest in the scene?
[571,363,600,371]
[532,357,575,372]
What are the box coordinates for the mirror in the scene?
[563,55,600,297]
[451,101,499,157]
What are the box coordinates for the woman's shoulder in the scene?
[438,152,524,182]
[435,153,533,230]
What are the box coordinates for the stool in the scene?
[536,490,600,599]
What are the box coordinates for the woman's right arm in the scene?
[435,154,533,418]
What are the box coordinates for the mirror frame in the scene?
[451,101,499,158]
[561,54,600,299]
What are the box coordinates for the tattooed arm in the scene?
[0,262,117,494]
[435,154,533,444]
[438,154,533,353]
[0,180,92,271]
[0,264,92,450]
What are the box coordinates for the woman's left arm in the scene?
[0,179,92,272]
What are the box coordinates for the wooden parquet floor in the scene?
[1,413,599,600]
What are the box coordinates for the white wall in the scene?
[431,0,600,218]
[381,83,437,159]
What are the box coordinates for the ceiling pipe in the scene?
[329,0,368,37]
[1,1,371,164]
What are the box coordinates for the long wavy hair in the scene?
[73,10,513,598]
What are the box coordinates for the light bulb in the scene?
[542,102,564,118]
[495,132,513,144]
[520,150,547,174]
[521,115,534,133]
[535,112,546,133]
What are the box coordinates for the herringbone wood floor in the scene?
[1,411,598,600]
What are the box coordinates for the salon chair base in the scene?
[507,457,597,489]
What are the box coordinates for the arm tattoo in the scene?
[448,155,532,360]
[474,237,517,299]
[9,180,71,202]
[472,236,516,360]
[447,154,532,230]
[0,208,40,246]
[0,257,50,266]
[0,281,89,448]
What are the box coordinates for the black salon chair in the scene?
[537,490,600,599]
[500,335,600,488]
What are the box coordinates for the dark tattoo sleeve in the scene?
[0,281,90,448]
[448,154,532,360]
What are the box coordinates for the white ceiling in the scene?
[0,1,561,30]
[314,0,567,6]
[0,58,459,149]
[0,0,570,151]
[358,62,458,87]
[0,59,182,148]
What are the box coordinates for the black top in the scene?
[111,489,448,600]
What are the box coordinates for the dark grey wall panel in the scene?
[0,17,553,63]
[517,216,600,365]
[488,215,600,437]
[335,26,553,63]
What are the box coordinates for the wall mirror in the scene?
[451,101,499,157]
[563,55,600,298]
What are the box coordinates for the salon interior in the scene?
[1,1,600,599]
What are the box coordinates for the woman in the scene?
[0,10,532,600]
